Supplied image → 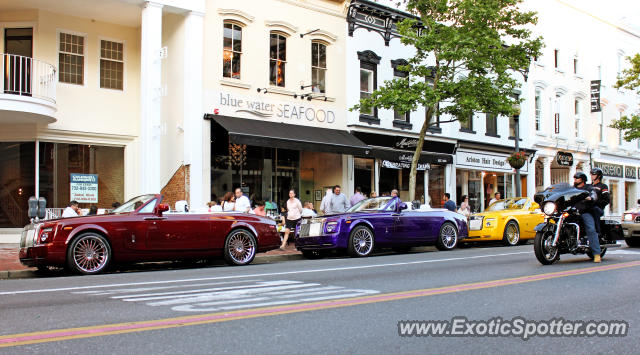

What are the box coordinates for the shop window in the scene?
[428,165,445,208]
[100,40,124,90]
[0,142,35,227]
[269,32,287,87]
[38,143,124,211]
[223,22,242,79]
[311,41,326,93]
[486,113,498,136]
[357,50,381,123]
[554,49,560,69]
[59,32,85,85]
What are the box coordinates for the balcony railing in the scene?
[2,53,57,103]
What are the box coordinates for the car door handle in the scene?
[144,217,167,221]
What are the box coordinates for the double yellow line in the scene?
[2,260,639,348]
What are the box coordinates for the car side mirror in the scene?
[154,203,169,216]
[531,202,540,210]
[398,202,407,211]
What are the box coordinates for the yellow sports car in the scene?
[465,197,544,246]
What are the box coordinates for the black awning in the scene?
[211,115,371,156]
[370,148,452,165]
[351,131,456,155]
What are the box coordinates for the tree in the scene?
[611,53,640,141]
[351,0,543,202]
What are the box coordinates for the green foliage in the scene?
[611,54,640,141]
[352,0,544,124]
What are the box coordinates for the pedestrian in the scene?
[221,192,235,211]
[391,189,399,198]
[370,191,377,198]
[253,200,266,216]
[326,185,350,214]
[301,201,317,217]
[207,201,222,212]
[87,205,98,215]
[443,193,456,212]
[489,192,501,206]
[62,200,80,217]
[111,201,121,209]
[320,188,332,214]
[233,187,251,213]
[350,186,366,206]
[280,189,303,250]
[458,195,471,217]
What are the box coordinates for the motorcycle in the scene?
[532,183,624,265]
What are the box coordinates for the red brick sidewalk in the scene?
[0,243,300,273]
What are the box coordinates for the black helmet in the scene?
[590,167,603,180]
[573,172,588,181]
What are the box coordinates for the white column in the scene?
[527,157,536,197]
[603,178,610,216]
[446,163,456,203]
[480,172,485,211]
[542,157,552,189]
[617,179,625,217]
[424,168,429,205]
[140,1,163,194]
[374,158,380,195]
[341,155,352,196]
[183,10,205,208]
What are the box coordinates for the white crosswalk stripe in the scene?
[76,279,379,312]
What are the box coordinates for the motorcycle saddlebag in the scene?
[601,219,624,240]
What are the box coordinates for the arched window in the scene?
[223,22,242,79]
[311,41,327,93]
[270,32,287,87]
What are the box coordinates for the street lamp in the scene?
[512,102,521,197]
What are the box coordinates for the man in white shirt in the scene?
[62,200,80,218]
[233,187,251,213]
[319,188,332,214]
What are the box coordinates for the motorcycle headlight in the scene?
[624,213,633,222]
[543,202,556,216]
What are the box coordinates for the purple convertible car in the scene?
[295,196,468,258]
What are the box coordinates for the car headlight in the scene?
[543,202,557,216]
[325,221,339,233]
[485,218,496,228]
[624,213,633,222]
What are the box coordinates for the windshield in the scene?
[112,194,157,213]
[486,198,528,211]
[347,197,396,212]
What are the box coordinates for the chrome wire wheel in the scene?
[436,222,458,251]
[224,230,257,266]
[503,221,520,246]
[70,234,110,274]
[349,226,374,257]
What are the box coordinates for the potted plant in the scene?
[507,151,527,169]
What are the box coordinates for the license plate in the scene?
[308,223,322,237]
[469,219,482,231]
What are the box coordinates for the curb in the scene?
[0,252,304,280]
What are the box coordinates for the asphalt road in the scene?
[1,244,640,354]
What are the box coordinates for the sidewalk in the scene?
[0,243,302,279]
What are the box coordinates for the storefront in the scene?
[593,160,639,216]
[350,131,454,207]
[455,146,531,212]
[208,115,370,211]
[0,141,125,228]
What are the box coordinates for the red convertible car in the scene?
[19,194,281,275]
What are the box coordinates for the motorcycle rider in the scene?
[590,167,610,234]
[573,172,601,262]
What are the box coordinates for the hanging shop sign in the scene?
[625,166,637,179]
[590,80,601,113]
[593,161,623,178]
[381,160,430,170]
[206,90,338,126]
[70,173,98,203]
[555,151,574,166]
[456,150,528,173]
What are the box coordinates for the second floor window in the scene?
[100,40,123,90]
[486,113,497,135]
[270,33,286,87]
[311,42,326,93]
[534,89,542,131]
[59,32,84,85]
[574,99,581,138]
[460,114,473,131]
[223,23,242,79]
[360,68,374,116]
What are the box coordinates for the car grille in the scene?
[298,219,325,238]
[20,225,37,248]
[299,223,311,238]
